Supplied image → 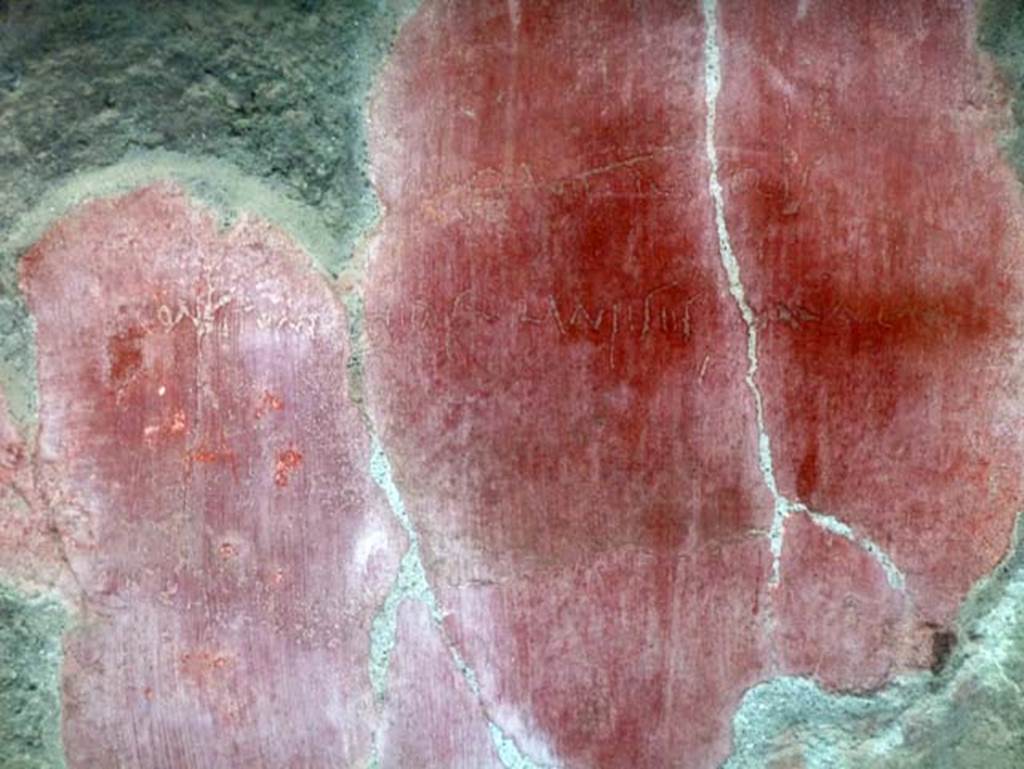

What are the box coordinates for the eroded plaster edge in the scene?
[0,150,343,434]
[0,150,342,277]
[722,512,1024,768]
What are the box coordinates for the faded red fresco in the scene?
[364,0,1024,767]
[21,185,403,768]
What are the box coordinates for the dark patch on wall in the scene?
[0,583,67,769]
[930,629,957,674]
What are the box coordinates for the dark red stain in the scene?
[366,1,1024,767]
[21,184,403,769]
[107,325,146,386]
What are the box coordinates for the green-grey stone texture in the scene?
[981,0,1024,180]
[0,584,66,769]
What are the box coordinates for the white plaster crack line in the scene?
[699,0,904,592]
[367,436,553,769]
[798,503,905,590]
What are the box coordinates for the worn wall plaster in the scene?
[2,0,1024,767]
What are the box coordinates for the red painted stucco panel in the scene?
[364,0,1024,766]
[715,0,1024,620]
[22,185,403,768]
[366,2,773,766]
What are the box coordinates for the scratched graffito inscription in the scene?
[368,282,703,371]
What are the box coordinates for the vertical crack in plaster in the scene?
[700,0,904,591]
[366,436,552,768]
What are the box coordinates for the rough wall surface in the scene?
[2,1,1024,768]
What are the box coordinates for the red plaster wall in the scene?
[6,2,1024,768]
[363,1,1024,766]
[21,185,404,768]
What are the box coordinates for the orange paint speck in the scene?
[187,442,235,468]
[169,410,186,433]
[180,649,234,686]
[218,542,238,559]
[255,390,286,419]
[274,448,303,487]
[144,409,187,445]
